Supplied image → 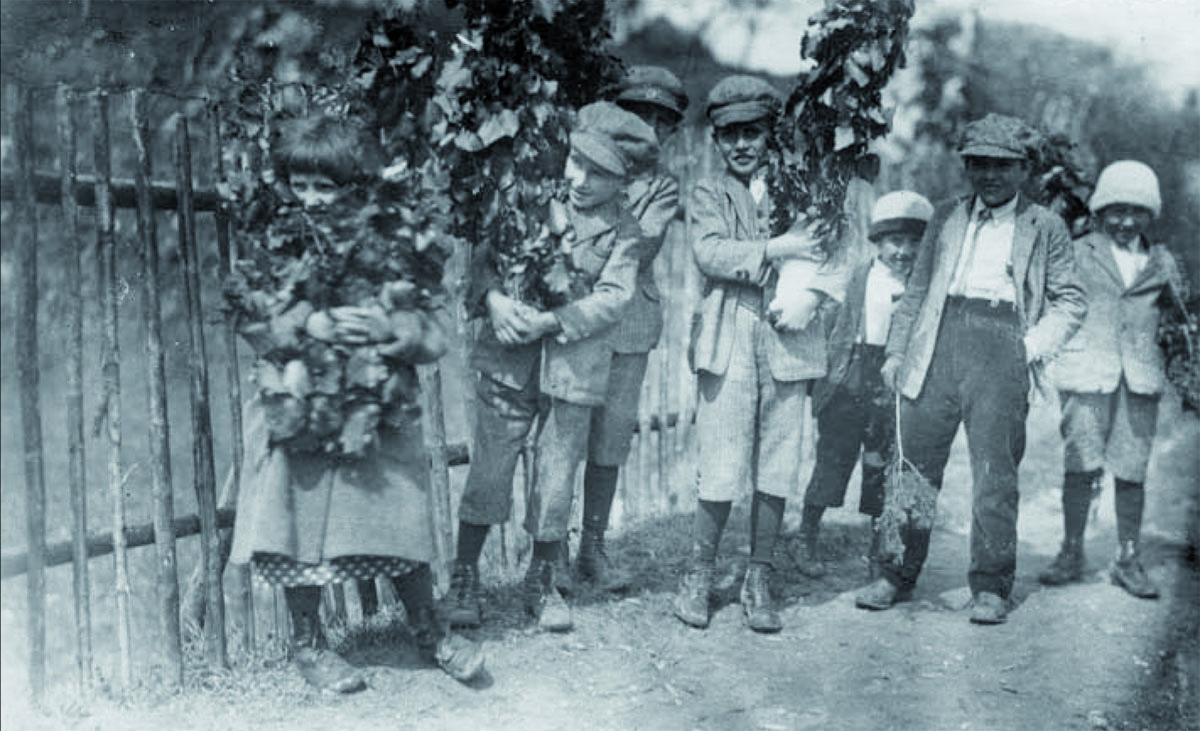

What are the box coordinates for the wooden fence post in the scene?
[419,365,455,591]
[174,113,227,669]
[11,82,48,708]
[131,89,183,688]
[92,89,134,695]
[56,83,94,695]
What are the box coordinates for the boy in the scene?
[856,113,1086,624]
[793,191,934,578]
[444,102,657,632]
[573,65,688,591]
[1041,160,1184,599]
[675,75,849,633]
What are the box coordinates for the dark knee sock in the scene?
[751,492,786,565]
[693,499,731,565]
[800,503,826,539]
[1114,478,1145,546]
[532,539,561,564]
[1062,470,1100,546]
[455,521,491,567]
[583,462,620,534]
[358,578,380,617]
[392,564,435,615]
[285,585,323,647]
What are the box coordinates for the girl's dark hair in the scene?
[273,115,381,187]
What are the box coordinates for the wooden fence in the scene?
[0,82,706,707]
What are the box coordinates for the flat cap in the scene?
[615,65,689,120]
[958,113,1038,160]
[570,102,659,178]
[869,190,934,241]
[705,75,782,128]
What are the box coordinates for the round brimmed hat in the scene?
[958,113,1037,160]
[705,75,782,128]
[615,65,688,121]
[1089,160,1161,218]
[569,102,658,178]
[869,190,934,241]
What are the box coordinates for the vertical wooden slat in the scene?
[174,113,227,669]
[418,364,454,590]
[12,82,47,707]
[56,84,94,695]
[657,239,673,512]
[209,104,254,654]
[92,88,133,694]
[130,89,182,688]
[636,376,653,520]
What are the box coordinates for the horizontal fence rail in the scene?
[0,171,221,211]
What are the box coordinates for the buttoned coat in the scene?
[470,199,642,406]
[689,172,851,381]
[886,195,1086,400]
[812,260,873,414]
[612,170,679,354]
[1048,232,1182,396]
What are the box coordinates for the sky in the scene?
[634,0,1199,101]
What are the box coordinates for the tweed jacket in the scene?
[689,171,851,381]
[470,199,642,406]
[1048,232,1182,396]
[812,260,874,414]
[886,194,1086,400]
[612,170,679,354]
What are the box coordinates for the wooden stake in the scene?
[174,113,227,669]
[56,84,94,695]
[418,365,454,591]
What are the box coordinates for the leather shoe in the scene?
[969,591,1008,625]
[855,578,901,611]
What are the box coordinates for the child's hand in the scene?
[880,356,903,392]
[328,305,393,345]
[766,220,824,262]
[523,311,561,342]
[769,289,823,332]
[487,291,538,345]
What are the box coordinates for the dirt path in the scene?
[4,401,1197,731]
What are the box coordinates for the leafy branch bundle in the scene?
[772,0,916,246]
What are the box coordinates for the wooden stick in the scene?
[418,364,454,591]
[0,170,221,211]
[11,82,48,708]
[130,89,183,688]
[56,84,94,695]
[174,113,227,669]
[92,89,133,695]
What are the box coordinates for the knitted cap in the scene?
[869,190,934,242]
[705,75,782,128]
[569,102,659,178]
[958,113,1037,160]
[615,65,688,120]
[1089,160,1161,218]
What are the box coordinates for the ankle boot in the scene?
[740,563,782,633]
[286,586,366,694]
[673,562,713,629]
[523,547,572,632]
[1039,540,1086,585]
[1111,541,1159,599]
[1040,471,1096,586]
[442,561,482,629]
[578,528,631,592]
[791,504,827,578]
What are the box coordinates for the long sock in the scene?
[285,585,323,648]
[455,521,491,567]
[694,499,731,565]
[392,564,439,647]
[750,492,786,565]
[582,462,620,534]
[1114,478,1145,546]
[532,539,560,564]
[800,503,825,540]
[1062,470,1099,546]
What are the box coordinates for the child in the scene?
[676,76,849,633]
[1041,160,1184,599]
[792,191,934,578]
[227,115,484,692]
[572,65,688,591]
[443,102,657,632]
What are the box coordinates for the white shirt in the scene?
[1110,242,1149,289]
[949,195,1019,302]
[862,259,906,345]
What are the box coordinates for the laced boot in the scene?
[791,504,827,578]
[1111,541,1159,599]
[442,561,482,629]
[740,563,782,633]
[577,528,631,592]
[287,586,366,694]
[523,550,573,632]
[673,562,713,629]
[1039,540,1086,585]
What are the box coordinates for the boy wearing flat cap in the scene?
[675,75,849,633]
[855,113,1085,624]
[1041,160,1185,599]
[444,102,657,632]
[794,191,934,579]
[563,66,689,591]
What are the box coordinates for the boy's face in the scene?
[963,155,1026,208]
[1098,204,1153,248]
[875,232,920,279]
[713,119,771,183]
[565,151,625,211]
[289,172,342,210]
[621,101,680,147]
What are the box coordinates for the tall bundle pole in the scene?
[11,82,48,707]
[418,365,454,590]
[92,89,133,694]
[130,89,182,688]
[174,113,227,669]
[56,83,93,694]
